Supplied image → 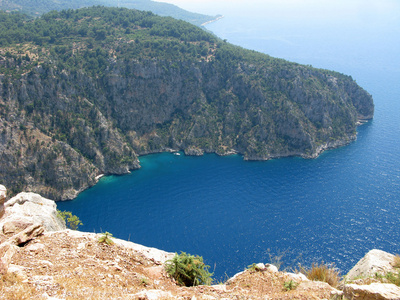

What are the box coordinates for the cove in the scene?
[58,0,400,280]
[58,121,400,279]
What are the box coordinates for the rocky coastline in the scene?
[0,7,374,201]
[1,185,399,299]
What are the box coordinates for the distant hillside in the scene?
[0,0,220,26]
[0,7,373,199]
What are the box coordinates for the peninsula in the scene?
[0,7,374,200]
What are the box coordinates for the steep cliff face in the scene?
[0,7,374,200]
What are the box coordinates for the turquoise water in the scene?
[58,1,400,279]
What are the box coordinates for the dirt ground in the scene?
[1,230,337,300]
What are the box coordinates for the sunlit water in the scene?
[58,0,400,279]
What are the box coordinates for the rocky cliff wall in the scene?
[0,56,374,200]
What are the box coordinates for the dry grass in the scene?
[302,263,341,288]
[393,254,400,268]
[0,273,44,300]
[1,231,339,299]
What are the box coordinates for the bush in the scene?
[57,210,82,230]
[375,270,400,286]
[301,262,340,288]
[165,252,213,286]
[283,279,299,291]
[98,232,114,245]
[393,254,400,268]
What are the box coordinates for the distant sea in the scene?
[58,0,400,280]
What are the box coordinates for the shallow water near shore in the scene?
[58,0,400,280]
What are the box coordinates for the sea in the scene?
[58,0,400,280]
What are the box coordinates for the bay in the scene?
[58,0,400,279]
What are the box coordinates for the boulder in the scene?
[344,283,400,300]
[9,224,44,246]
[265,264,279,273]
[347,249,396,279]
[0,192,66,235]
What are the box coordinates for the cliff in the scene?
[1,186,399,300]
[0,7,374,199]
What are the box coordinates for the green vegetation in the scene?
[0,6,373,200]
[57,210,83,230]
[283,279,299,291]
[373,256,400,286]
[0,0,219,26]
[247,263,263,272]
[165,252,213,286]
[375,271,400,286]
[98,231,114,245]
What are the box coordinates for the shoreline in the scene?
[201,15,224,27]
[58,119,372,201]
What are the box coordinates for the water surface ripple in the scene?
[58,1,400,280]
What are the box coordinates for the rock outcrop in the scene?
[344,250,400,300]
[347,249,397,280]
[344,283,400,300]
[0,190,66,235]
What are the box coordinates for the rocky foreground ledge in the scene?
[1,185,400,300]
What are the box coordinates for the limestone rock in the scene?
[0,242,18,274]
[26,243,46,253]
[296,280,339,295]
[344,283,400,300]
[9,224,44,246]
[7,264,28,281]
[286,272,309,282]
[255,263,266,270]
[2,220,33,235]
[265,264,279,273]
[347,249,396,279]
[0,192,66,235]
[184,147,204,156]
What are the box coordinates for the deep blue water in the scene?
[58,1,400,280]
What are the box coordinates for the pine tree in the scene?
[165,252,212,286]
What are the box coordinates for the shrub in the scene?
[375,271,400,286]
[57,210,82,230]
[301,262,340,288]
[98,232,114,245]
[393,254,400,268]
[165,252,213,286]
[247,263,263,272]
[283,279,299,291]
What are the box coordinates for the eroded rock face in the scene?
[0,192,66,236]
[0,185,6,218]
[344,283,400,300]
[347,249,397,280]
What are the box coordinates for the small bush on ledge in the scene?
[300,262,340,288]
[165,252,213,286]
[98,232,114,245]
[57,210,83,230]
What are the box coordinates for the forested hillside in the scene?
[0,0,219,26]
[0,7,373,199]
